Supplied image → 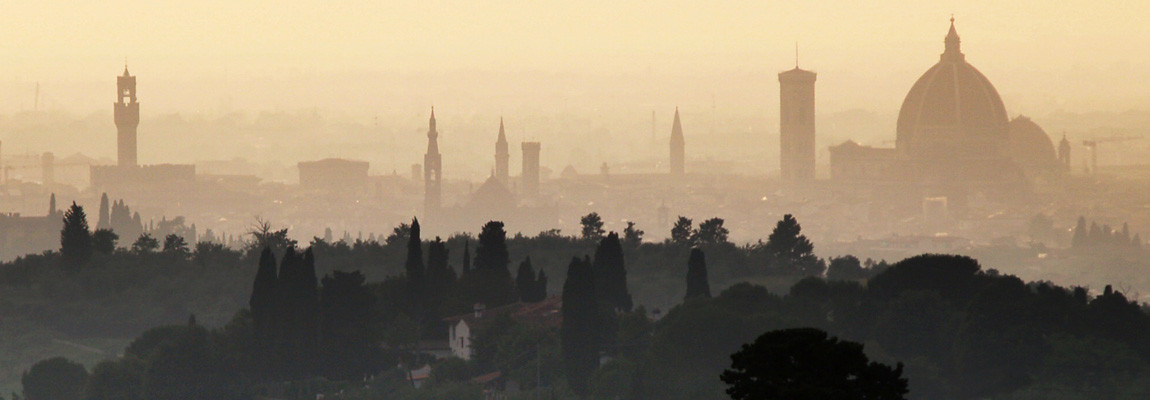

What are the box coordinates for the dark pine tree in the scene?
[319,270,382,380]
[475,221,510,273]
[60,201,93,266]
[670,216,695,247]
[92,229,119,254]
[722,328,907,400]
[561,256,601,396]
[592,232,632,312]
[685,248,711,300]
[426,237,455,290]
[765,214,821,276]
[463,221,517,307]
[516,257,537,303]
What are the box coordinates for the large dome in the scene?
[1007,115,1057,166]
[896,19,1009,160]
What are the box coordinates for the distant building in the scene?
[0,195,61,260]
[297,158,369,192]
[779,65,816,182]
[521,141,541,196]
[669,108,685,176]
[495,118,510,184]
[1058,134,1072,170]
[424,108,442,212]
[827,18,1057,196]
[115,66,139,167]
[90,67,196,194]
[444,297,562,360]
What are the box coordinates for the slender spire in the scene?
[942,16,963,61]
[428,107,437,137]
[498,117,506,140]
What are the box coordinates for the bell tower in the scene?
[114,66,139,167]
[778,62,816,183]
[424,107,442,212]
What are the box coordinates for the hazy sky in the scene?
[3,1,1149,117]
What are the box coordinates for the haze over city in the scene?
[3,1,1150,175]
[5,2,1150,400]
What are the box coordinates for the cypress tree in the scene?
[535,269,549,301]
[461,240,472,275]
[1072,216,1088,248]
[475,221,510,273]
[299,248,320,375]
[685,248,712,300]
[404,218,426,328]
[469,221,516,307]
[592,232,632,312]
[250,247,278,360]
[561,256,600,396]
[60,201,93,266]
[426,237,455,292]
[276,247,302,378]
[516,257,537,303]
[96,193,111,231]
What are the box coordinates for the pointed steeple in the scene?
[495,117,510,182]
[942,16,964,62]
[670,107,685,176]
[428,106,437,136]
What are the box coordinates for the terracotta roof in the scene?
[443,297,563,329]
[471,371,501,384]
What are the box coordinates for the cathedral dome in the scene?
[1007,115,1057,166]
[896,19,1009,159]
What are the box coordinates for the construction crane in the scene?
[1082,135,1142,175]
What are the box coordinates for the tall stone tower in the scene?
[669,107,685,176]
[114,66,139,167]
[424,108,442,212]
[521,142,541,196]
[495,118,509,183]
[1058,133,1071,170]
[779,65,816,182]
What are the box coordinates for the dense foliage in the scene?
[9,212,1150,400]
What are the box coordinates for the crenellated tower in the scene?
[114,66,139,167]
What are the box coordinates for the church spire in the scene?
[942,16,964,62]
[670,107,685,176]
[495,117,510,183]
[428,107,437,138]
